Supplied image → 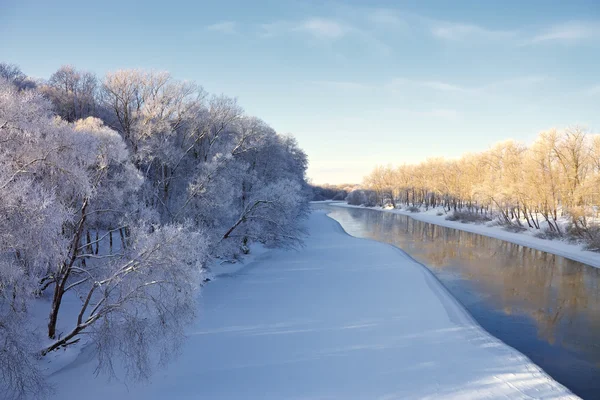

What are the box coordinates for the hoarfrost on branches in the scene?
[0,63,309,399]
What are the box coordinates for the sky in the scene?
[1,0,600,184]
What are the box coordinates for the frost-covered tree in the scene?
[363,126,600,239]
[0,62,310,399]
[0,77,207,398]
[41,65,98,122]
[218,126,310,252]
[346,189,378,206]
[100,69,309,256]
[0,78,58,399]
[0,63,36,90]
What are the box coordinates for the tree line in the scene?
[0,63,309,398]
[359,128,600,243]
[310,183,356,201]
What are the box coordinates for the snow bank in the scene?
[332,203,600,269]
[48,211,575,399]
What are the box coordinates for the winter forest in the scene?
[0,63,310,399]
[354,130,600,249]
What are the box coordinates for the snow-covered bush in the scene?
[502,224,528,233]
[346,189,377,207]
[446,211,491,223]
[579,225,600,252]
[534,227,563,240]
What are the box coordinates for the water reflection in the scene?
[322,205,600,399]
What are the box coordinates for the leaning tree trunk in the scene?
[48,199,88,339]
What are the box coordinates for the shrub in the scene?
[534,228,562,240]
[445,213,459,221]
[406,206,420,213]
[582,225,600,252]
[503,224,527,233]
[332,191,346,201]
[346,189,378,207]
[445,210,491,224]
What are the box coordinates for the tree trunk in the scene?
[119,227,126,249]
[86,230,92,253]
[48,199,88,339]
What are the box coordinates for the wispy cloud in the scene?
[336,4,513,43]
[294,18,348,39]
[389,78,472,94]
[386,107,460,120]
[366,8,406,28]
[259,21,288,38]
[260,18,348,40]
[417,108,460,119]
[309,75,547,98]
[428,18,600,47]
[259,16,391,55]
[205,21,237,34]
[526,21,600,44]
[422,81,470,93]
[480,76,547,91]
[389,76,547,95]
[582,84,600,96]
[309,80,372,90]
[339,4,600,48]
[258,5,600,60]
[429,21,517,42]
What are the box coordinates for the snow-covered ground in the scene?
[48,210,575,399]
[331,202,600,269]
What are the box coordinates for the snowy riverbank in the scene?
[330,202,600,269]
[48,210,575,399]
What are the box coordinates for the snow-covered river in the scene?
[321,204,600,399]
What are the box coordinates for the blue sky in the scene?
[2,0,600,184]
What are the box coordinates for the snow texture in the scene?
[48,210,576,399]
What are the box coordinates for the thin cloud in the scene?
[309,80,372,90]
[422,81,470,93]
[294,18,348,39]
[258,6,599,57]
[386,107,460,120]
[366,8,406,28]
[353,29,392,55]
[336,4,512,43]
[258,16,391,55]
[347,4,596,48]
[526,21,600,44]
[259,21,289,38]
[480,76,547,91]
[389,78,472,94]
[259,18,348,40]
[205,21,237,34]
[582,84,600,96]
[426,17,600,47]
[389,76,547,95]
[419,108,460,119]
[429,21,517,41]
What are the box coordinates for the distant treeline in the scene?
[357,127,600,249]
[310,183,357,201]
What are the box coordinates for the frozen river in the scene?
[322,204,600,399]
